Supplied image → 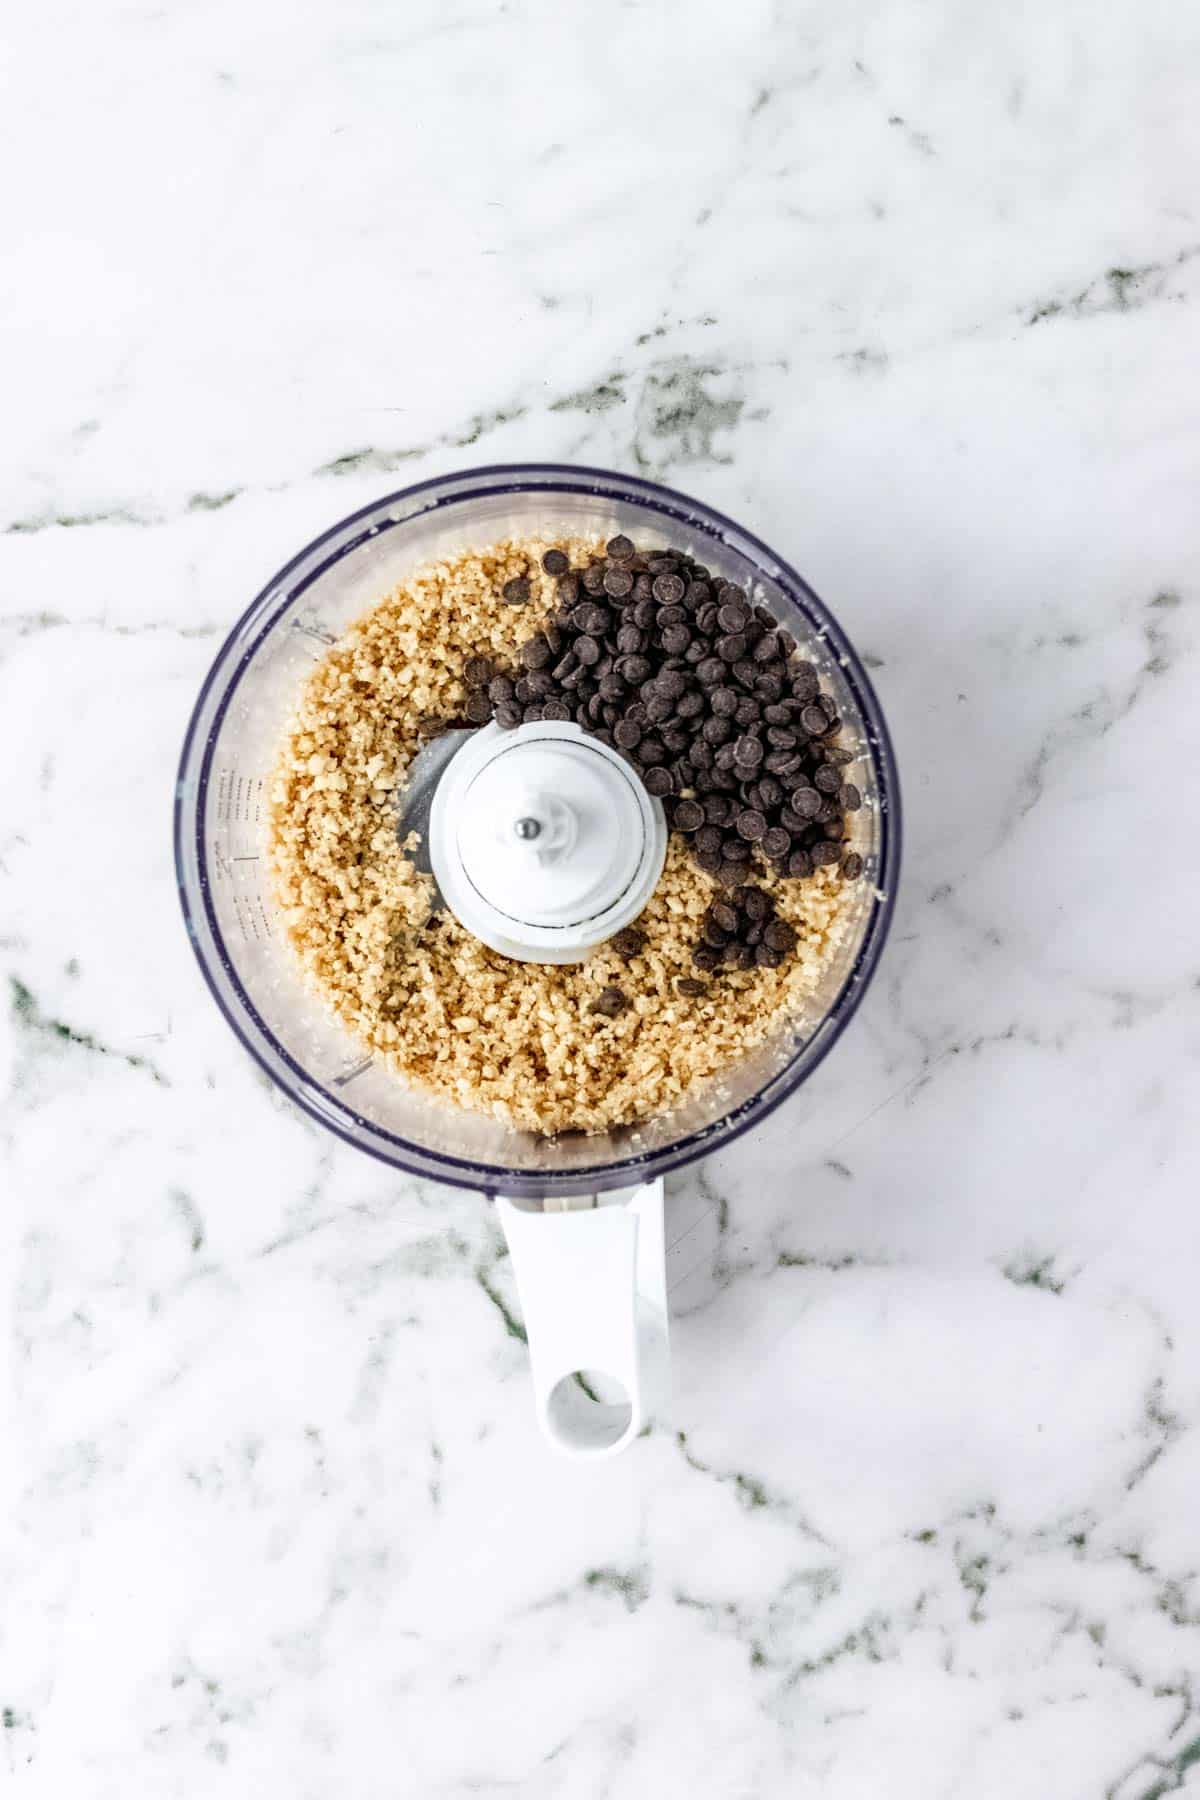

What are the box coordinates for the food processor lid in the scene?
[429,721,666,963]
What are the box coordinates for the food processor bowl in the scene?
[175,465,900,1203]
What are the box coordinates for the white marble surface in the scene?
[3,0,1199,1793]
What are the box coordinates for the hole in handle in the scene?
[546,1370,634,1453]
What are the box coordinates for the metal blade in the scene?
[397,727,476,895]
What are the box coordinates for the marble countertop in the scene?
[3,1,1198,1794]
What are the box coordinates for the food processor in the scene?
[175,465,900,1458]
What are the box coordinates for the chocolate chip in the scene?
[575,636,601,666]
[814,765,841,794]
[841,851,864,879]
[502,576,531,605]
[764,919,797,953]
[496,704,522,730]
[786,848,812,879]
[604,565,634,599]
[542,548,569,575]
[697,658,725,687]
[676,977,709,996]
[674,799,704,832]
[763,826,791,859]
[619,654,653,684]
[717,600,749,633]
[736,809,767,842]
[557,572,581,604]
[612,927,646,959]
[519,638,551,670]
[464,656,493,687]
[733,735,763,770]
[722,836,752,861]
[465,690,493,724]
[652,573,686,605]
[716,634,746,663]
[590,985,629,1018]
[709,901,739,934]
[643,766,673,797]
[661,625,691,655]
[542,699,571,721]
[841,783,862,811]
[755,943,784,969]
[488,676,515,703]
[692,944,722,972]
[613,719,642,751]
[790,785,823,819]
[574,602,609,635]
[606,534,635,560]
[811,841,841,867]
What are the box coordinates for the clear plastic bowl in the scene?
[175,465,901,1198]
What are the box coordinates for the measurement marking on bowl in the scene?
[291,619,337,646]
[332,1057,374,1088]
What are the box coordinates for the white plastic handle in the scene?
[496,1180,669,1459]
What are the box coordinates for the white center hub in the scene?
[429,722,667,963]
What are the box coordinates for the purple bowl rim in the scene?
[174,462,902,1197]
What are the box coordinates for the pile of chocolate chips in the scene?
[461,536,865,983]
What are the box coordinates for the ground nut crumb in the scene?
[269,538,857,1136]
